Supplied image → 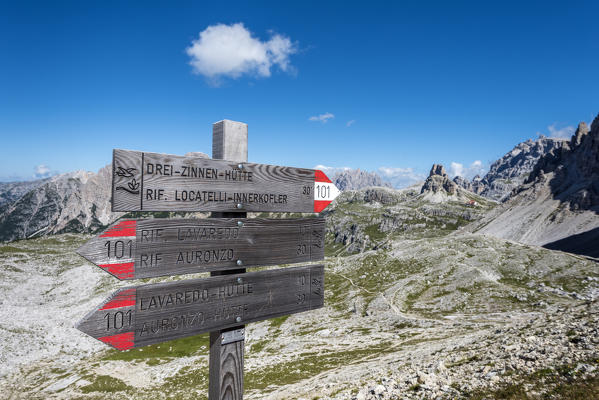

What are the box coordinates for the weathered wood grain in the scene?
[210,119,247,400]
[76,217,325,280]
[111,149,339,213]
[75,264,325,350]
[212,120,247,162]
[210,330,244,400]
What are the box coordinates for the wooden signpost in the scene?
[76,265,324,350]
[76,119,340,400]
[77,218,325,279]
[112,149,340,213]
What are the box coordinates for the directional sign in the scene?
[77,218,325,280]
[76,264,324,350]
[111,149,340,213]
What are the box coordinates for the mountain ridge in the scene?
[332,169,392,191]
[467,116,599,252]
[0,165,120,242]
[451,136,567,202]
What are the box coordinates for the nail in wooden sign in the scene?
[77,218,325,280]
[76,264,324,350]
[112,149,340,213]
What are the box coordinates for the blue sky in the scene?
[1,1,597,185]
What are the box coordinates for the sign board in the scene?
[77,218,325,280]
[112,149,340,213]
[76,264,324,350]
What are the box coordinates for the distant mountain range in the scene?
[0,166,393,242]
[0,178,50,207]
[0,167,119,242]
[332,169,392,191]
[1,114,598,259]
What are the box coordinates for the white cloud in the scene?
[186,23,296,83]
[346,120,356,127]
[313,164,351,175]
[378,167,426,188]
[309,112,334,123]
[33,164,53,179]
[545,123,575,139]
[448,160,486,179]
[449,162,465,178]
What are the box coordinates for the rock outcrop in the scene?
[468,115,599,255]
[478,137,567,201]
[452,175,472,192]
[453,175,486,195]
[419,164,466,203]
[523,121,598,212]
[470,175,485,194]
[421,164,458,195]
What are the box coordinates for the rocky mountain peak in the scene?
[477,136,567,202]
[471,113,599,252]
[429,164,448,178]
[525,114,599,196]
[571,122,589,147]
[591,113,599,133]
[333,169,391,191]
[0,178,50,207]
[0,164,120,242]
[421,163,458,196]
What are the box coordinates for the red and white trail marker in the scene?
[111,149,340,213]
[76,265,324,350]
[75,121,331,400]
[76,217,325,280]
[313,170,341,212]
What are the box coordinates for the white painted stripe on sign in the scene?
[314,181,340,202]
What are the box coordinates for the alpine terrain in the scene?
[468,117,599,257]
[0,116,598,399]
[452,136,567,202]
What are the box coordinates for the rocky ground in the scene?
[0,189,598,399]
[467,117,599,253]
[336,301,599,400]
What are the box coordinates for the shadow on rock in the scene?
[543,226,599,260]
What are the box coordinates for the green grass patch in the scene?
[80,375,133,393]
[250,339,269,353]
[269,314,290,329]
[327,253,433,314]
[364,224,386,242]
[325,239,346,257]
[403,282,433,311]
[245,343,395,393]
[0,245,30,254]
[498,275,531,289]
[447,355,480,368]
[102,334,209,362]
[158,365,209,400]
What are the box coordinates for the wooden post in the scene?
[209,120,248,400]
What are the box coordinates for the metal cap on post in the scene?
[209,119,247,400]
